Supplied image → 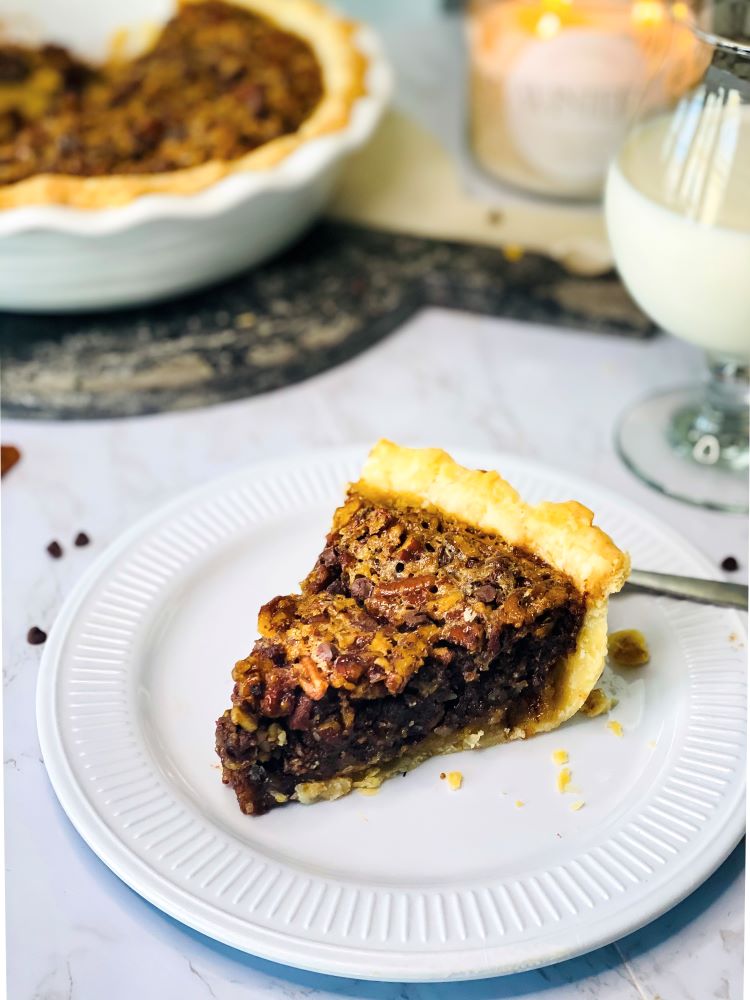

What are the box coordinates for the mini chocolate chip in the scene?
[721,555,739,572]
[403,611,431,628]
[27,626,47,645]
[475,584,498,603]
[46,540,63,559]
[74,532,91,547]
[320,545,337,567]
[350,576,373,601]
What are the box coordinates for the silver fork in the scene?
[623,569,748,610]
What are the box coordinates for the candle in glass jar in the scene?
[468,0,704,200]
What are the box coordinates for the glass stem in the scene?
[688,352,750,468]
[706,351,750,415]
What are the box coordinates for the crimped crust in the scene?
[355,440,630,602]
[0,0,366,210]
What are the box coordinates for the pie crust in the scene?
[0,0,366,210]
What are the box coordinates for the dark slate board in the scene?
[0,222,653,421]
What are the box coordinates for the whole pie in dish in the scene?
[216,442,630,815]
[0,0,364,209]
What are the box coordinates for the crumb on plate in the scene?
[580,688,616,717]
[607,720,624,738]
[571,800,585,811]
[557,768,572,793]
[446,771,463,790]
[552,749,569,765]
[608,629,650,667]
[515,799,524,808]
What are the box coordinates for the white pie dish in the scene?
[0,1,391,312]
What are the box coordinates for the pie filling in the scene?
[216,491,585,815]
[0,1,323,185]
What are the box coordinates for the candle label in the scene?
[504,30,649,189]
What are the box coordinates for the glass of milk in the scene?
[605,0,749,512]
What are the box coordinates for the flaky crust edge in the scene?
[0,0,367,211]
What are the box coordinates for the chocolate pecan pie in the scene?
[0,0,364,209]
[216,442,630,814]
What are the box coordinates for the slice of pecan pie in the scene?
[216,441,630,814]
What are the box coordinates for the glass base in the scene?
[617,386,749,513]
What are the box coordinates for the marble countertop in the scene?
[3,309,746,999]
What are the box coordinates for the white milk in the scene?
[605,104,750,360]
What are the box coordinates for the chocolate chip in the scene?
[320,546,337,567]
[27,626,47,645]
[403,611,431,628]
[475,584,498,603]
[721,556,739,572]
[350,576,373,601]
[74,532,91,547]
[46,540,63,559]
[1,444,21,477]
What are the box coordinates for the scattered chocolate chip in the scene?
[475,584,498,604]
[74,532,91,547]
[27,626,47,645]
[350,576,373,601]
[721,555,739,572]
[46,540,63,559]
[1,445,21,477]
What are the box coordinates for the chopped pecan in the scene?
[331,653,367,687]
[295,654,329,700]
[443,619,485,653]
[260,674,296,717]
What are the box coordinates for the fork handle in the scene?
[624,569,748,610]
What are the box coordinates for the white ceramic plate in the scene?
[37,447,746,982]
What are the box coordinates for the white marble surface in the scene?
[3,310,746,999]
